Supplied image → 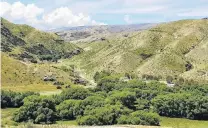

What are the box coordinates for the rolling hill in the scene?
[60,19,208,84]
[1,18,85,91]
[1,18,208,90]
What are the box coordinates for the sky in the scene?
[1,0,208,30]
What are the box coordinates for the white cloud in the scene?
[0,2,11,16]
[0,2,44,22]
[43,7,105,28]
[124,15,132,24]
[0,1,106,30]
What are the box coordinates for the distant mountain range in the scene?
[48,23,157,32]
[49,23,158,42]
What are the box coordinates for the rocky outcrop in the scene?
[1,25,26,52]
[73,78,87,85]
[64,49,81,58]
[17,52,37,63]
[185,61,193,71]
[53,81,64,86]
[43,75,56,81]
[1,26,26,46]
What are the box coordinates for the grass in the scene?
[160,117,208,128]
[1,52,77,92]
[61,19,208,83]
[1,53,56,92]
[39,90,62,95]
[1,108,19,127]
[2,18,208,92]
[1,18,83,92]
[56,120,78,125]
[2,83,58,92]
[3,17,78,47]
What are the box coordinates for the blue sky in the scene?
[1,0,208,30]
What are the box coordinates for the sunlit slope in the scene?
[66,19,208,83]
[1,18,79,62]
[1,53,76,92]
[1,18,83,91]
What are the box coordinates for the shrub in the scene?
[39,55,53,61]
[60,87,91,100]
[77,115,100,125]
[56,100,84,120]
[77,104,132,125]
[152,93,208,120]
[93,71,111,82]
[96,76,120,92]
[117,111,160,126]
[116,115,129,124]
[82,95,106,110]
[107,90,136,109]
[13,95,56,124]
[135,99,150,110]
[1,90,39,108]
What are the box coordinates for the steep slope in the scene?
[1,18,81,63]
[1,18,84,92]
[62,19,208,83]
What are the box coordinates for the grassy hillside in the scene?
[1,18,84,92]
[1,18,208,90]
[62,19,208,83]
[1,52,78,92]
[1,18,81,63]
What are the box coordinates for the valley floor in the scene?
[2,108,208,128]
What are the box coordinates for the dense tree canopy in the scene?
[60,87,91,100]
[56,100,84,120]
[117,111,160,125]
[4,72,207,125]
[1,90,39,108]
[107,90,137,109]
[13,95,56,124]
[77,104,132,125]
[152,93,208,120]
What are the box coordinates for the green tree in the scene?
[56,100,84,120]
[77,104,132,125]
[13,95,56,124]
[1,90,39,108]
[93,71,111,82]
[117,111,160,126]
[60,87,91,100]
[152,93,208,120]
[107,90,137,109]
[82,95,106,110]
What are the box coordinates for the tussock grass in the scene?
[62,19,208,83]
[160,117,208,128]
[1,52,75,92]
